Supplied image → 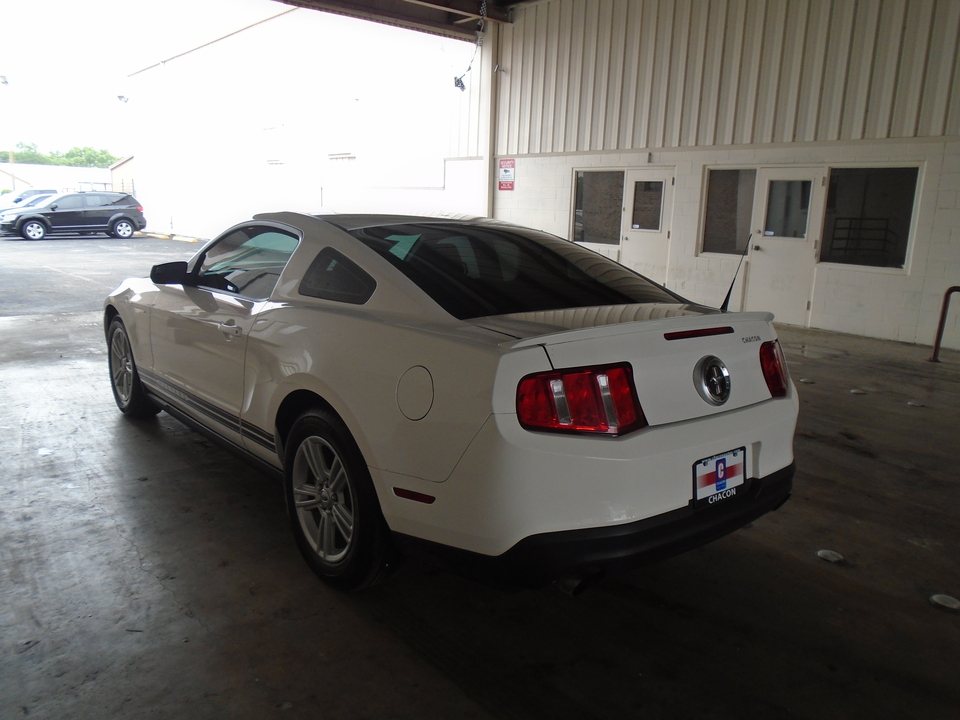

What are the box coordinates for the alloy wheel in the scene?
[292,436,357,563]
[109,327,134,405]
[23,222,45,240]
[114,220,134,238]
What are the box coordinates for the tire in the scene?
[21,220,46,241]
[284,410,396,590]
[111,219,135,239]
[107,317,160,418]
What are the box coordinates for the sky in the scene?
[0,0,307,155]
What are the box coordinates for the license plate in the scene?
[694,448,746,507]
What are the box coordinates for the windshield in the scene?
[22,194,53,208]
[347,222,685,320]
[25,194,64,209]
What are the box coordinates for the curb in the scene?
[139,232,201,243]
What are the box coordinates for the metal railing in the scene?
[825,217,899,265]
[929,286,960,363]
[112,179,136,195]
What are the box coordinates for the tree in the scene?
[4,142,54,165]
[0,142,119,168]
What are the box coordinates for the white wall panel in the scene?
[497,0,959,156]
[891,1,934,138]
[864,0,906,140]
[715,0,746,145]
[920,0,960,136]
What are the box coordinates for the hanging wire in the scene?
[455,0,487,91]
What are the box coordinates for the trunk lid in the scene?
[474,305,782,427]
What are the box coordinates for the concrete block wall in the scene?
[493,137,960,350]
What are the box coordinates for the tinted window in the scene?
[112,195,137,206]
[347,223,683,320]
[84,195,107,207]
[299,247,376,304]
[54,195,84,210]
[197,226,299,299]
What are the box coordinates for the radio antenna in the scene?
[720,235,752,312]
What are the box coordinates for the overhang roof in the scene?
[278,0,529,40]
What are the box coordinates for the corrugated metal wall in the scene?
[496,0,960,155]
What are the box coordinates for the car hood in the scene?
[468,303,719,340]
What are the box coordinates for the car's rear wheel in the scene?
[284,410,395,590]
[21,221,46,240]
[108,317,160,418]
[111,219,135,238]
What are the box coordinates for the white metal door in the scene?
[619,168,675,285]
[744,167,826,326]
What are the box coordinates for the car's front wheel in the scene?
[111,219,135,238]
[107,317,160,418]
[284,410,396,590]
[21,221,46,240]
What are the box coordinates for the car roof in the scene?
[311,213,489,231]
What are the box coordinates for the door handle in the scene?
[217,322,242,337]
[753,245,762,251]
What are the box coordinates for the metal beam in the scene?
[400,0,510,23]
[278,0,511,41]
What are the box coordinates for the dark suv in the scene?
[0,192,146,240]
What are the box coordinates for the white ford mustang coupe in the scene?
[105,213,797,591]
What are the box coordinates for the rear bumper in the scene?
[394,462,794,588]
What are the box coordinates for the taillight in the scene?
[516,363,647,436]
[137,206,143,212]
[759,340,788,398]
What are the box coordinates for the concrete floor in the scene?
[2,236,959,719]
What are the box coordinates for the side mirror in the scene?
[150,261,190,285]
[49,204,58,211]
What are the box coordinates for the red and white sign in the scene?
[498,159,515,191]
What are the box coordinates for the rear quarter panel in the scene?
[243,302,531,483]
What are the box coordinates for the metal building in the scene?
[481,0,960,348]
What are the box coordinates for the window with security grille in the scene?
[820,167,918,268]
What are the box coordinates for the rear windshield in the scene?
[346,222,685,320]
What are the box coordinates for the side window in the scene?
[299,247,376,304]
[55,195,84,210]
[113,195,136,206]
[196,226,299,299]
[84,195,107,207]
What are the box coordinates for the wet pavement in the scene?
[1,237,959,719]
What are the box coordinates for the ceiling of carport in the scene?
[278,0,526,40]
